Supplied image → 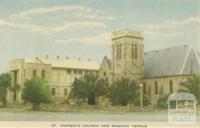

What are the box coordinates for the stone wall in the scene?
[39,104,154,112]
[142,75,190,104]
[111,30,144,81]
[98,57,112,85]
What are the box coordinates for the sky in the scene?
[0,0,199,72]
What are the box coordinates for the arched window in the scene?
[131,44,134,59]
[155,81,158,95]
[119,44,122,59]
[160,85,164,95]
[135,44,138,59]
[116,44,121,60]
[117,44,119,59]
[143,82,146,94]
[131,43,138,59]
[169,80,173,94]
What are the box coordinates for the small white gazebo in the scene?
[166,92,198,123]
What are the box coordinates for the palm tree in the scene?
[69,73,107,105]
[84,73,107,105]
[0,73,12,106]
[107,78,139,106]
[179,74,200,104]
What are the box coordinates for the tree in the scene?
[69,73,107,105]
[0,73,12,106]
[107,78,139,106]
[69,77,87,104]
[179,74,200,104]
[84,73,107,105]
[0,89,3,102]
[22,77,51,110]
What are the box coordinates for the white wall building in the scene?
[7,56,99,104]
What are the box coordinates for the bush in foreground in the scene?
[133,95,151,107]
[156,95,169,109]
[22,77,51,110]
[0,73,11,106]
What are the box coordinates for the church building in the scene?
[99,29,200,104]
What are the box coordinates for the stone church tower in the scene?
[111,30,144,81]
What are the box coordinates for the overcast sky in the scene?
[0,0,199,72]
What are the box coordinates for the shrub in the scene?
[0,90,3,102]
[156,95,169,109]
[133,95,151,106]
[22,77,51,110]
[0,73,11,106]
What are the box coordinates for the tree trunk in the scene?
[32,103,40,110]
[78,98,81,108]
[3,89,7,106]
[88,93,96,105]
[13,91,16,102]
[3,96,7,106]
[121,100,128,106]
[95,92,98,105]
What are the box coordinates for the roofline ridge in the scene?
[41,57,98,62]
[193,48,200,68]
[145,45,190,53]
[179,47,192,74]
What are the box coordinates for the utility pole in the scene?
[140,83,143,112]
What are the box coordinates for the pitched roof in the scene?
[99,56,112,70]
[144,45,200,78]
[167,92,198,104]
[104,56,111,67]
[24,57,100,70]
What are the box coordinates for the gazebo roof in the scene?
[167,92,198,104]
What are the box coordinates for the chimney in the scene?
[78,57,81,61]
[57,56,60,60]
[66,57,69,60]
[45,55,48,59]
